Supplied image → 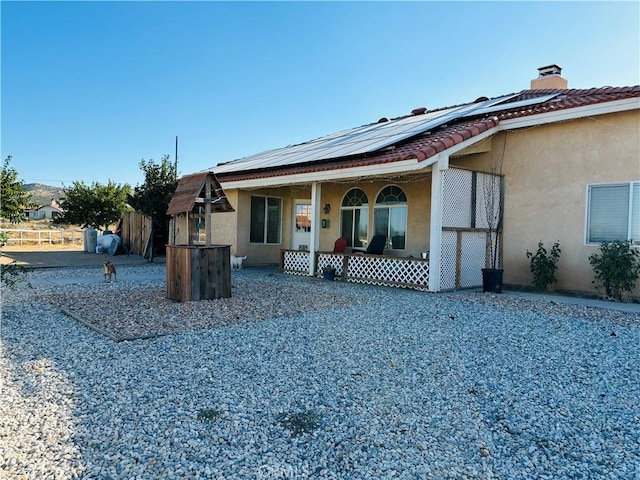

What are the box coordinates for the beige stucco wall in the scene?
[231,187,301,265]
[452,109,640,297]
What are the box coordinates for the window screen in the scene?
[587,183,636,243]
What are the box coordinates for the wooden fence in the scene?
[0,228,84,245]
[120,211,153,257]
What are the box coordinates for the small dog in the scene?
[230,254,247,269]
[103,261,117,282]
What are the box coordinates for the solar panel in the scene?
[463,93,560,117]
[213,93,556,175]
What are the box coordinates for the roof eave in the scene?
[218,157,429,189]
[498,96,639,130]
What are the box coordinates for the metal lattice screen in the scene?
[442,169,473,228]
[459,232,487,288]
[440,231,458,291]
[440,168,501,290]
[475,172,502,230]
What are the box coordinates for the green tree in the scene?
[57,181,131,230]
[1,156,32,223]
[128,154,178,234]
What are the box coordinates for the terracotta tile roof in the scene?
[215,86,640,183]
[490,86,640,120]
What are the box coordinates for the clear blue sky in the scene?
[2,1,639,188]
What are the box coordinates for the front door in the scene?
[292,200,311,250]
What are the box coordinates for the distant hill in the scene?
[24,183,65,207]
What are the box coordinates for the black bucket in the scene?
[482,268,504,293]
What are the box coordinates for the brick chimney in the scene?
[531,64,568,90]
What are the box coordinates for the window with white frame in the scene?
[340,188,369,248]
[250,195,282,244]
[374,185,408,250]
[586,182,640,244]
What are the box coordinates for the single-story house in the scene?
[25,200,63,220]
[170,65,640,298]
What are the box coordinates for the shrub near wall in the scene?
[588,240,640,301]
[526,241,561,292]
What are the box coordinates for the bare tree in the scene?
[482,166,503,270]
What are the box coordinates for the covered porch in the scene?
[277,166,502,292]
[210,115,504,293]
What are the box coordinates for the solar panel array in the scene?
[213,92,560,175]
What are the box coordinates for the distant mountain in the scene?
[24,183,65,207]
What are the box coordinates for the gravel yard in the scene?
[1,264,639,479]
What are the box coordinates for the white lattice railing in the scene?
[281,250,429,291]
[280,249,312,276]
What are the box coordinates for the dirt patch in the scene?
[39,278,366,341]
[1,243,84,252]
[1,246,157,268]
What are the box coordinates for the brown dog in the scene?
[103,261,117,282]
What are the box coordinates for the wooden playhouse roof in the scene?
[166,171,235,215]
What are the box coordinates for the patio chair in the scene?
[352,234,386,255]
[391,235,405,250]
[332,237,347,253]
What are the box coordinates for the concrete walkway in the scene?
[445,289,640,314]
[503,290,640,314]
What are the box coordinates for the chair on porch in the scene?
[352,234,386,255]
[332,237,347,253]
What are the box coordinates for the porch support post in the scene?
[428,155,449,292]
[309,182,321,276]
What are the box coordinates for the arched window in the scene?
[340,188,369,248]
[374,185,407,250]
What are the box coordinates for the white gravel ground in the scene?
[1,264,639,479]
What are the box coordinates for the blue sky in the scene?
[2,1,639,188]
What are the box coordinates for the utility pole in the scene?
[172,136,178,244]
[175,136,178,181]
